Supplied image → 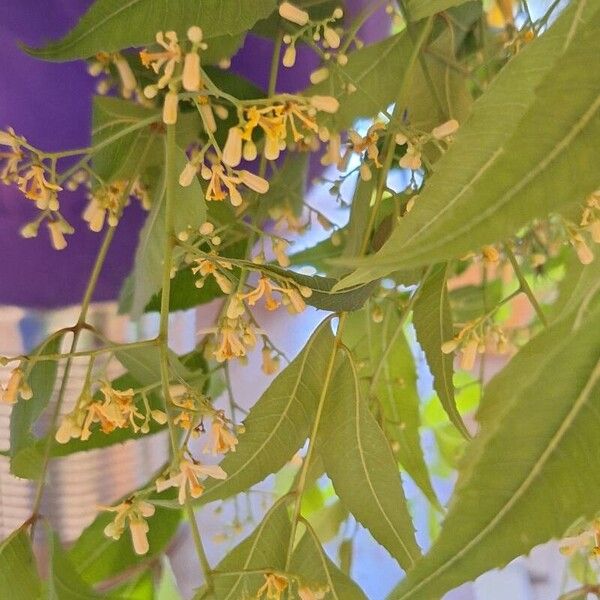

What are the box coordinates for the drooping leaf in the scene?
[316,349,421,571]
[0,525,41,600]
[390,303,600,600]
[26,0,278,61]
[9,333,64,479]
[336,1,600,288]
[289,522,368,600]
[413,264,469,437]
[125,147,206,317]
[213,497,291,600]
[68,486,181,584]
[144,239,247,313]
[344,307,440,509]
[198,321,337,505]
[250,261,377,312]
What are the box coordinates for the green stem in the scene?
[503,243,548,327]
[160,123,213,590]
[30,223,117,532]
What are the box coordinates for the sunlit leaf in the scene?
[336,1,600,288]
[290,523,367,599]
[390,303,600,599]
[413,264,469,437]
[316,349,421,570]
[213,498,291,599]
[199,321,337,504]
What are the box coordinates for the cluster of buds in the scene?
[141,27,207,124]
[210,316,260,363]
[55,382,167,444]
[0,367,32,405]
[83,178,151,232]
[559,520,600,557]
[180,152,270,207]
[226,275,312,319]
[101,497,156,555]
[0,128,79,250]
[279,3,345,69]
[156,457,227,505]
[87,52,139,100]
[442,321,509,371]
[191,253,235,293]
[221,97,338,168]
[567,190,600,264]
[169,383,207,438]
[397,119,460,171]
[204,411,239,455]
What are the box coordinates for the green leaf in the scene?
[308,31,414,131]
[256,153,309,221]
[48,533,110,600]
[198,322,337,505]
[26,0,278,61]
[550,253,600,324]
[9,334,64,479]
[250,261,377,312]
[308,13,473,132]
[0,525,42,600]
[405,0,471,20]
[111,570,155,600]
[336,1,600,288]
[344,307,440,509]
[213,497,291,600]
[126,147,206,317]
[156,559,184,600]
[316,349,421,571]
[290,523,368,600]
[390,303,600,600]
[144,239,247,313]
[69,489,181,584]
[306,501,348,544]
[91,96,162,186]
[413,264,469,437]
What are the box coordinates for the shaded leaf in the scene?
[316,349,421,570]
[199,321,337,504]
[413,264,469,437]
[48,533,110,599]
[27,0,277,60]
[126,147,206,317]
[91,96,162,186]
[10,334,64,479]
[406,0,471,20]
[0,525,41,600]
[390,303,600,599]
[69,486,181,584]
[290,523,367,599]
[344,308,440,508]
[336,1,600,287]
[213,498,291,600]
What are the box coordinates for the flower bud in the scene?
[279,2,310,26]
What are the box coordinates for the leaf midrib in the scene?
[398,358,600,599]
